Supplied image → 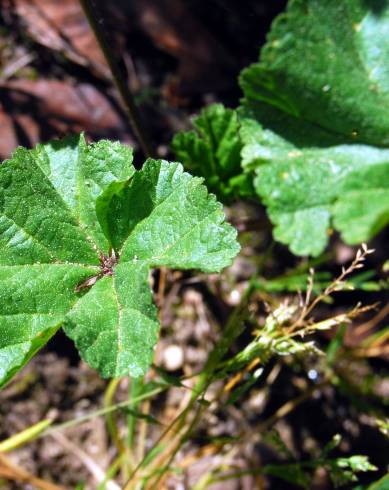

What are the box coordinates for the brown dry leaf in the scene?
[0,79,131,159]
[12,0,110,78]
[0,106,39,159]
[134,0,235,99]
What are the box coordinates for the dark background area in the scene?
[0,0,287,161]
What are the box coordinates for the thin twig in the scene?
[0,52,35,81]
[254,381,328,434]
[41,387,164,437]
[136,398,151,464]
[50,432,121,490]
[79,0,154,158]
[290,244,375,331]
[354,301,389,337]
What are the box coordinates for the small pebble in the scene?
[163,345,184,371]
[229,289,241,305]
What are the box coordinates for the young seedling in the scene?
[173,0,389,256]
[0,134,240,388]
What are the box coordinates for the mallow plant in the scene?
[0,134,240,388]
[172,0,389,257]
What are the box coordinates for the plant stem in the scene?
[79,0,154,158]
[103,378,124,454]
[41,387,164,437]
[127,378,141,450]
[193,279,256,396]
[124,279,257,488]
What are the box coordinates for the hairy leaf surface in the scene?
[171,104,253,201]
[239,0,389,255]
[0,138,239,385]
[35,134,135,252]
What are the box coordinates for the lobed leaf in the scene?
[239,0,389,256]
[35,134,135,252]
[0,138,239,385]
[171,104,253,201]
[64,262,159,378]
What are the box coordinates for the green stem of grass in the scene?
[124,279,257,488]
[41,387,164,438]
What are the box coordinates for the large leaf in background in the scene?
[171,104,253,201]
[239,0,389,256]
[0,139,239,386]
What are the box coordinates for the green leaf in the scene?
[66,158,239,378]
[366,473,389,490]
[0,139,239,384]
[171,104,253,201]
[36,134,135,252]
[239,0,389,256]
[0,263,100,388]
[64,262,159,378]
[97,159,239,272]
[0,146,99,266]
[327,455,377,487]
[264,463,310,489]
[0,328,56,390]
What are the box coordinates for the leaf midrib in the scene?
[31,151,101,260]
[120,175,218,263]
[0,263,100,269]
[252,4,389,149]
[147,208,222,264]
